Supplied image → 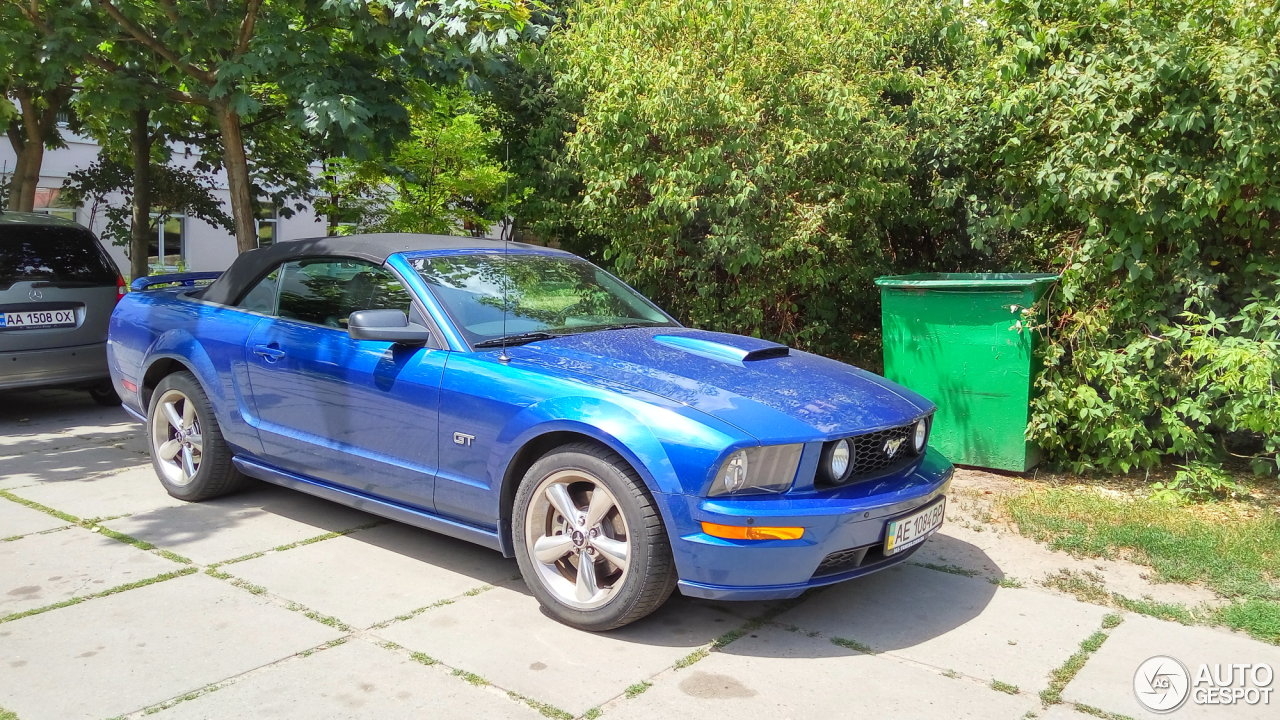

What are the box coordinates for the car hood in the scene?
[513,327,934,442]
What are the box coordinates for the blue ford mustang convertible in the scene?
[108,234,952,630]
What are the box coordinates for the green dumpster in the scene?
[875,273,1059,472]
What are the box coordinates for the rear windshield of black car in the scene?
[0,225,117,290]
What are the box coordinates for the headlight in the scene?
[820,438,854,484]
[708,444,804,496]
[912,418,929,454]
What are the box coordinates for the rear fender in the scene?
[142,330,224,415]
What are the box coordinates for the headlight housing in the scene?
[912,416,930,454]
[708,444,804,496]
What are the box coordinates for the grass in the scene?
[507,692,573,720]
[625,681,653,698]
[994,576,1025,588]
[451,669,488,686]
[991,679,1020,695]
[1040,628,1114,706]
[281,601,353,631]
[830,637,876,654]
[1005,487,1280,643]
[0,705,17,720]
[1073,704,1136,720]
[583,708,602,720]
[673,648,708,669]
[0,567,197,624]
[911,561,981,578]
[409,651,437,666]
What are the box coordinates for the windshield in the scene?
[411,253,675,347]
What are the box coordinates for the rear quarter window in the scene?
[1,225,117,290]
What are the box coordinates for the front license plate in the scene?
[0,309,76,331]
[884,497,946,555]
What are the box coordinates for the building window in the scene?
[148,214,184,271]
[256,206,278,248]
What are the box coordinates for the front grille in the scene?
[819,422,918,488]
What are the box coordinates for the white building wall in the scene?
[1,129,322,277]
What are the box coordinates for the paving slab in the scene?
[0,496,71,537]
[11,465,185,519]
[0,443,147,490]
[773,563,1110,692]
[377,583,739,716]
[0,572,344,720]
[102,483,380,564]
[226,523,518,628]
[604,625,1036,719]
[0,525,181,616]
[1063,613,1280,719]
[153,637,542,720]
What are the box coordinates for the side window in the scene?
[237,267,281,314]
[276,258,414,330]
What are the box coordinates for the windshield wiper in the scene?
[473,331,564,349]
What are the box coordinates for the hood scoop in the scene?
[653,334,789,364]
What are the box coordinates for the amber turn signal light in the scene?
[701,522,804,541]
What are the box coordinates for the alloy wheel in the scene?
[524,469,631,610]
[151,389,203,486]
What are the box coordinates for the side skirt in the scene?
[232,456,506,554]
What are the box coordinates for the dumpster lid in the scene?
[874,272,1059,289]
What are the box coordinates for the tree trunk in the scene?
[6,86,70,213]
[214,102,257,254]
[13,141,43,213]
[129,107,153,280]
[5,122,28,212]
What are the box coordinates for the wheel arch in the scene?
[494,418,678,557]
[139,355,198,411]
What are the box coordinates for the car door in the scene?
[244,256,446,510]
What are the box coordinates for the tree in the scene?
[323,87,517,236]
[12,0,543,253]
[0,1,90,211]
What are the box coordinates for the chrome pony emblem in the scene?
[883,437,904,458]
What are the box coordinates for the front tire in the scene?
[147,371,246,501]
[513,442,677,631]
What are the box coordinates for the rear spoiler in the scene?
[130,272,222,292]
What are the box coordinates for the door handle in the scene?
[252,344,286,362]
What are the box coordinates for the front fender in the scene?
[493,394,745,496]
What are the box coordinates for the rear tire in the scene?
[147,371,246,501]
[513,442,677,631]
[88,381,120,406]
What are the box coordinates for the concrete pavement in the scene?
[1,389,1275,719]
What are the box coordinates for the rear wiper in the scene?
[473,331,564,348]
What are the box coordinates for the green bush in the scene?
[947,0,1280,473]
[519,0,1280,474]
[537,0,980,361]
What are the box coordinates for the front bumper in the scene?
[661,447,954,601]
[0,342,109,390]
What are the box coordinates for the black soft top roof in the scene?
[201,233,542,306]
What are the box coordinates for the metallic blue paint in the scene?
[109,245,954,601]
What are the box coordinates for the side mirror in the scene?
[348,309,434,345]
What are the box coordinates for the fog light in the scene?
[701,522,804,541]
